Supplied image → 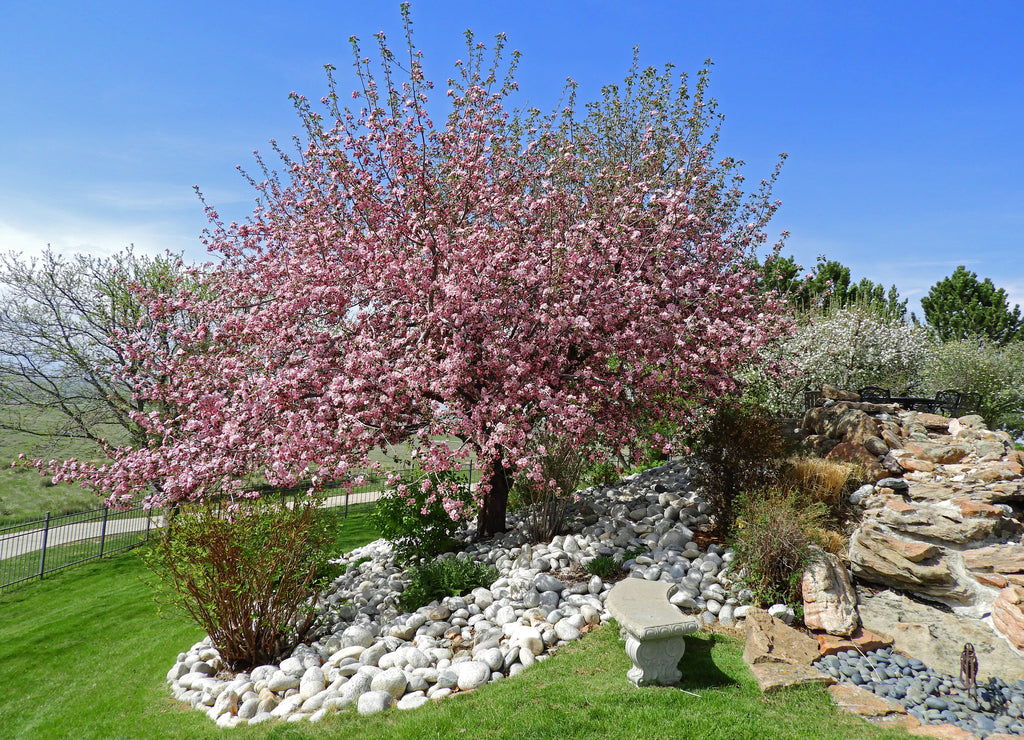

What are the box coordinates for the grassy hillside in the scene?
[0,418,110,524]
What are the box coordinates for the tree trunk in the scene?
[476,456,511,537]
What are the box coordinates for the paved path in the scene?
[0,490,385,563]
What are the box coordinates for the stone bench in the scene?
[605,578,699,687]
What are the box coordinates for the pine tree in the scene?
[921,266,1024,345]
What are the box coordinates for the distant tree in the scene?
[757,255,906,318]
[921,266,1024,345]
[0,248,187,450]
[58,10,792,531]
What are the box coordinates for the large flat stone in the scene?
[964,544,1024,575]
[873,502,1012,545]
[748,662,834,694]
[849,522,970,602]
[742,608,820,666]
[828,682,907,721]
[856,587,1024,681]
[815,628,893,656]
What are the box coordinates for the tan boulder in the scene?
[862,435,889,456]
[907,723,984,739]
[917,442,972,464]
[801,552,859,636]
[952,498,1004,519]
[828,683,908,724]
[742,608,820,666]
[884,497,915,514]
[910,411,954,432]
[802,434,838,457]
[987,481,1024,502]
[857,587,1024,679]
[748,663,834,694]
[826,441,887,481]
[975,573,1009,588]
[975,439,1009,458]
[956,413,987,428]
[898,457,936,473]
[849,521,970,601]
[834,409,880,445]
[968,466,1022,484]
[968,544,1024,577]
[822,385,859,401]
[815,628,893,656]
[881,428,904,449]
[992,586,1024,651]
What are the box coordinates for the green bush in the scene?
[585,459,622,487]
[922,337,1024,434]
[371,467,476,564]
[397,554,498,612]
[143,496,332,670]
[729,488,825,607]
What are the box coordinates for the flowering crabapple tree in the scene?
[64,7,792,536]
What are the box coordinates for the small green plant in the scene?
[143,496,332,670]
[371,467,476,564]
[621,546,647,562]
[585,546,647,580]
[347,555,372,573]
[398,555,498,612]
[585,555,620,579]
[729,488,825,608]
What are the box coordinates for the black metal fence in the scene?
[0,461,477,592]
[0,502,160,591]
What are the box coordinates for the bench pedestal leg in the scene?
[624,634,685,687]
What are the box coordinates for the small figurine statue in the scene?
[960,642,979,699]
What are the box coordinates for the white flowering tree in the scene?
[757,302,934,413]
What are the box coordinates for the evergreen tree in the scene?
[921,266,1024,345]
[758,254,906,318]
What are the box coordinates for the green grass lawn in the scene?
[0,508,913,740]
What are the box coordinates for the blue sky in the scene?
[2,0,1022,315]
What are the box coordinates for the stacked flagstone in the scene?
[800,387,1024,666]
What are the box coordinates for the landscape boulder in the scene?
[801,552,858,636]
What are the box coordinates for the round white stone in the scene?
[357,690,395,715]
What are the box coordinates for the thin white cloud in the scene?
[0,212,204,263]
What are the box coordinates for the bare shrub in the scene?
[516,430,592,542]
[688,400,792,539]
[144,497,331,670]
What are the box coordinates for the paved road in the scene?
[0,490,384,563]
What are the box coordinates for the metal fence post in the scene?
[38,511,51,580]
[99,506,109,557]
